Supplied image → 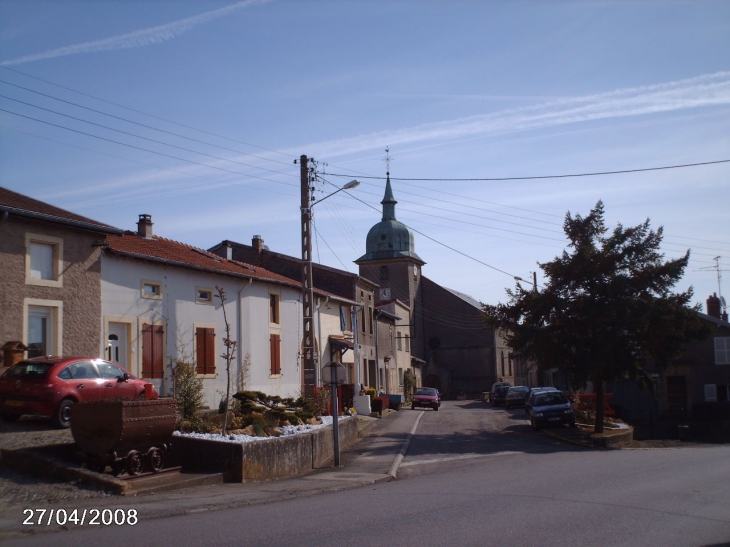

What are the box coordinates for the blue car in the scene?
[528,391,576,430]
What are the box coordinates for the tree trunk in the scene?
[594,377,604,434]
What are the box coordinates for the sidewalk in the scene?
[0,411,413,540]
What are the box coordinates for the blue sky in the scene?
[1,0,729,311]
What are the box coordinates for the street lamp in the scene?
[300,154,360,398]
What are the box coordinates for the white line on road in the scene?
[398,451,521,467]
[388,410,425,479]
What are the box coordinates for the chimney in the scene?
[707,293,721,319]
[137,214,153,238]
[252,235,264,254]
[225,242,233,261]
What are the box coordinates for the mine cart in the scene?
[71,398,176,476]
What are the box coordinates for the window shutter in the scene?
[195,328,206,375]
[340,306,347,331]
[195,328,216,375]
[205,328,216,375]
[270,333,281,375]
[142,324,164,379]
[715,337,730,365]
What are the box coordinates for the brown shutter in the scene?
[270,333,281,375]
[142,324,165,379]
[195,327,216,375]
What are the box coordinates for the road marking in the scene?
[388,410,425,479]
[399,451,520,467]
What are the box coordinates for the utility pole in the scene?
[300,155,316,397]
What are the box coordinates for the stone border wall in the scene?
[172,416,359,482]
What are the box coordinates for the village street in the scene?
[3,400,729,546]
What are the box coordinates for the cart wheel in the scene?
[126,450,145,476]
[146,447,165,473]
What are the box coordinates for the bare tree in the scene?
[216,286,237,436]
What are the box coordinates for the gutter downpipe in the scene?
[315,296,329,388]
[237,278,253,390]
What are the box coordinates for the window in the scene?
[501,351,505,376]
[715,337,730,365]
[196,287,213,305]
[380,266,389,281]
[142,323,164,378]
[195,327,216,376]
[398,368,404,386]
[141,280,162,300]
[25,233,63,287]
[361,305,366,334]
[397,332,402,351]
[705,384,718,402]
[24,300,62,357]
[270,333,281,376]
[97,361,126,380]
[340,305,351,331]
[405,335,410,352]
[368,307,373,334]
[270,294,280,325]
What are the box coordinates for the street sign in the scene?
[322,361,347,386]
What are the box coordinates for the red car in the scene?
[0,356,156,428]
[411,387,441,411]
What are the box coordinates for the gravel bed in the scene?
[0,417,111,510]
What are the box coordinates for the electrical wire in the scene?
[323,159,730,182]
[0,108,298,188]
[0,65,294,161]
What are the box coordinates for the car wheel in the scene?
[0,413,21,423]
[411,405,416,410]
[530,417,540,430]
[53,399,74,429]
[434,406,439,411]
[570,421,577,428]
[505,404,510,410]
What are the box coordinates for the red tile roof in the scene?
[105,232,303,288]
[0,186,122,234]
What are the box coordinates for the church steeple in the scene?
[382,173,397,221]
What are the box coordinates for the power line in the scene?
[0,94,296,179]
[0,79,295,167]
[0,65,293,159]
[0,107,299,188]
[323,158,730,182]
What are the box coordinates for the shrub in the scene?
[169,357,204,423]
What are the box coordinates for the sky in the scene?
[1,0,729,313]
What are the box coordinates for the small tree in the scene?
[216,286,237,436]
[483,201,709,433]
[168,329,204,424]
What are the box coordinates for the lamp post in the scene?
[300,154,359,397]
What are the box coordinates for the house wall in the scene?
[102,254,303,408]
[315,300,356,385]
[0,217,103,359]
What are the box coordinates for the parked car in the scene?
[491,385,512,407]
[528,390,576,429]
[489,381,511,405]
[0,356,156,428]
[504,386,531,409]
[412,387,441,411]
[524,386,561,414]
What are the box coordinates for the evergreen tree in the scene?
[483,201,709,432]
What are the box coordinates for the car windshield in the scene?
[2,361,53,379]
[415,388,437,396]
[534,393,568,406]
[496,386,510,394]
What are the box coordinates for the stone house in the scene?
[0,187,122,368]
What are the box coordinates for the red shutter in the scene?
[195,328,216,375]
[143,324,165,379]
[270,333,281,375]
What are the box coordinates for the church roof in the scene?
[355,175,424,264]
[441,285,484,311]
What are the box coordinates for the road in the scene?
[5,401,730,546]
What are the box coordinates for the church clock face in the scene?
[379,288,391,300]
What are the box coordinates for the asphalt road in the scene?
[5,401,730,547]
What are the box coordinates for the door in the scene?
[667,376,687,416]
[64,360,102,402]
[107,323,129,369]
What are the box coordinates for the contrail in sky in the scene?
[1,0,269,66]
[312,71,730,159]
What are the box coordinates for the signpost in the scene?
[322,361,346,467]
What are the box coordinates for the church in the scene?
[356,174,497,396]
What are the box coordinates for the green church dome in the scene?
[356,175,424,264]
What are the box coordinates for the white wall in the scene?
[101,254,303,407]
